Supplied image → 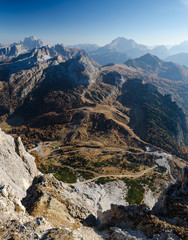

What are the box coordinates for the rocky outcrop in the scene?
[21,167,188,239]
[22,174,94,225]
[0,128,39,199]
[56,51,98,85]
[98,204,186,239]
[144,188,158,209]
[0,129,53,239]
[49,44,80,61]
[152,166,188,228]
[74,180,128,213]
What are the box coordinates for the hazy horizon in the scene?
[1,0,188,46]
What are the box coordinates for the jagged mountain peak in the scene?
[90,37,149,64]
[0,36,45,60]
[26,36,37,41]
[106,36,148,52]
[23,36,44,50]
[0,43,27,60]
[110,36,135,45]
[0,43,98,115]
[55,49,98,85]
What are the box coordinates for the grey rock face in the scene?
[73,180,128,214]
[0,128,39,200]
[50,44,80,60]
[59,52,98,85]
[152,166,188,228]
[0,43,27,59]
[0,36,44,60]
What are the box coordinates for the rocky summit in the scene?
[0,129,187,239]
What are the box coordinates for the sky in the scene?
[1,0,188,46]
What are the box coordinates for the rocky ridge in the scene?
[0,44,98,116]
[0,36,45,61]
[125,53,188,83]
[0,43,27,60]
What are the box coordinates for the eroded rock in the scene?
[152,166,188,229]
[0,128,39,199]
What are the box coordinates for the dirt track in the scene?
[73,165,157,185]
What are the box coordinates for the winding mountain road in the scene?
[29,143,177,183]
[73,165,157,185]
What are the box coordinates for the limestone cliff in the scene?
[0,128,39,200]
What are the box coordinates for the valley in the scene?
[0,36,188,239]
[0,42,187,205]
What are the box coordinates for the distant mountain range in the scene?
[67,43,99,52]
[68,37,188,66]
[0,36,44,60]
[165,53,188,67]
[169,41,188,55]
[2,36,188,66]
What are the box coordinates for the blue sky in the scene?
[1,0,188,46]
